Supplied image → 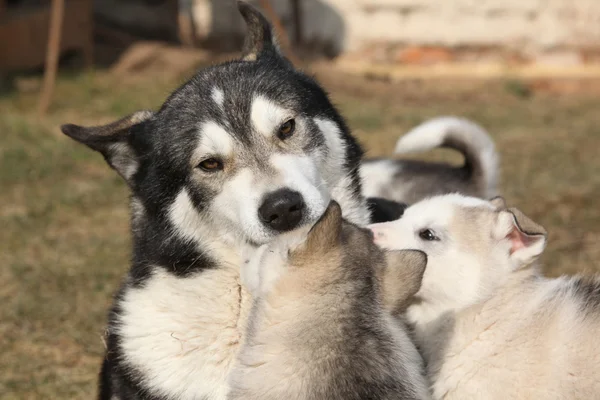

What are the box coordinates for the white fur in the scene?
[358,159,405,200]
[250,95,293,137]
[195,121,234,161]
[112,98,376,400]
[315,118,370,226]
[208,154,330,246]
[370,195,492,326]
[314,118,346,185]
[270,153,331,221]
[117,267,253,400]
[212,87,224,108]
[210,167,269,243]
[169,189,240,267]
[370,194,600,399]
[394,116,499,197]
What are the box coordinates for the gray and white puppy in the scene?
[371,194,600,400]
[229,201,432,400]
[361,117,499,205]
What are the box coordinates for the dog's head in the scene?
[61,2,366,254]
[244,201,426,313]
[369,194,547,319]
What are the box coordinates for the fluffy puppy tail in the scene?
[394,116,499,197]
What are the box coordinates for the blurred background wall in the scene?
[3,0,600,78]
[94,0,600,65]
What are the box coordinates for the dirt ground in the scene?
[1,59,599,398]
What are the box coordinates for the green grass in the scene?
[1,68,599,398]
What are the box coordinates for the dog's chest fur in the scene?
[115,262,254,399]
[111,195,369,400]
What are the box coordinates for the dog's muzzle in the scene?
[258,189,305,232]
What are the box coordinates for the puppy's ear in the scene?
[493,207,547,266]
[61,110,153,185]
[380,250,427,315]
[489,196,507,210]
[304,201,342,253]
[237,1,283,61]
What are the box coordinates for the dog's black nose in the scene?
[259,189,305,232]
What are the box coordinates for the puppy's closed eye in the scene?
[418,229,439,241]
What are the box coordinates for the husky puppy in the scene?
[361,117,499,205]
[370,194,600,399]
[228,201,431,400]
[59,3,399,399]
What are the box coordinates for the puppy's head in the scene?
[245,201,426,310]
[369,194,547,318]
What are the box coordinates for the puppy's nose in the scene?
[259,189,305,232]
[368,225,386,243]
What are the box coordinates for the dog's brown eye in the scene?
[198,158,223,172]
[419,229,439,241]
[278,119,296,140]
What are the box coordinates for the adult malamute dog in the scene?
[61,2,392,399]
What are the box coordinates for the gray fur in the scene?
[230,201,431,400]
[361,116,499,205]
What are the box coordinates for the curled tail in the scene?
[394,116,499,197]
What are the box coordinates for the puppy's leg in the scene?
[240,243,268,296]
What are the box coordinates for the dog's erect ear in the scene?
[380,250,427,315]
[490,196,507,210]
[61,110,153,184]
[237,1,282,61]
[304,201,342,252]
[493,207,547,266]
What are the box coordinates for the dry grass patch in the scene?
[1,67,599,397]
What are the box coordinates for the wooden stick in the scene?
[258,0,301,66]
[38,0,65,116]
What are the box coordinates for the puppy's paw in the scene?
[240,243,267,296]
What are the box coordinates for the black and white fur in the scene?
[61,3,404,399]
[361,117,499,205]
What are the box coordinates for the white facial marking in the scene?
[168,188,236,264]
[211,87,224,108]
[314,118,345,184]
[169,189,205,243]
[314,118,370,226]
[270,153,330,222]
[251,95,293,137]
[211,168,276,244]
[195,121,234,162]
